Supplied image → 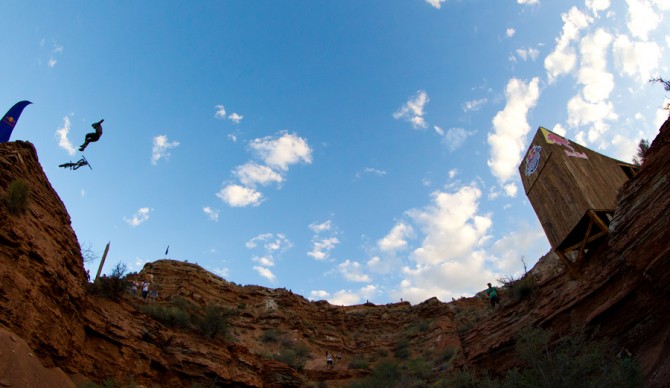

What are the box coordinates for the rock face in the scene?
[0,119,669,386]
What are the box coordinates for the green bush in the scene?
[348,357,369,370]
[194,305,229,339]
[504,327,642,387]
[261,329,281,343]
[393,339,411,359]
[349,360,401,388]
[5,178,29,214]
[90,263,128,300]
[140,304,191,328]
[499,273,536,301]
[274,347,306,371]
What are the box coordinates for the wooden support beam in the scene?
[94,242,110,282]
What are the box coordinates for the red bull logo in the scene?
[524,145,542,176]
[541,127,588,159]
[1,116,16,128]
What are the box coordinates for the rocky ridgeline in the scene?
[0,119,669,386]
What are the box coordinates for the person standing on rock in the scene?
[141,280,150,299]
[326,352,333,369]
[486,282,499,307]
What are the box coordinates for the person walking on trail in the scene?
[79,119,104,151]
[486,282,499,307]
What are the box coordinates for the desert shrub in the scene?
[438,345,458,364]
[261,329,281,343]
[349,360,401,388]
[274,347,306,371]
[393,339,411,359]
[90,262,128,300]
[405,357,432,381]
[503,327,642,387]
[194,305,230,339]
[438,368,493,388]
[348,357,369,370]
[499,273,536,301]
[5,178,29,214]
[293,341,310,360]
[140,304,191,328]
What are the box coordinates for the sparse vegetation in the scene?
[393,338,411,359]
[140,304,191,328]
[194,305,231,339]
[348,357,369,370]
[90,262,128,300]
[498,257,537,302]
[633,138,650,166]
[4,178,30,214]
[80,242,99,264]
[261,329,281,343]
[650,76,670,113]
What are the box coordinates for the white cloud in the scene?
[48,58,57,68]
[321,286,379,305]
[489,224,549,275]
[503,182,518,197]
[214,105,226,119]
[425,0,446,9]
[338,260,371,282]
[613,35,661,82]
[407,183,492,266]
[378,223,414,253]
[488,77,540,183]
[253,266,275,281]
[234,162,283,187]
[443,127,475,152]
[625,0,662,40]
[433,125,444,136]
[393,90,429,129]
[203,206,219,222]
[151,135,180,165]
[463,98,487,112]
[328,290,362,306]
[544,7,593,83]
[506,28,516,38]
[448,169,458,179]
[515,47,540,61]
[246,233,292,253]
[217,184,263,207]
[56,116,76,155]
[586,0,611,15]
[308,220,339,260]
[308,237,340,260]
[309,220,332,233]
[253,255,274,267]
[355,167,387,179]
[249,131,312,171]
[309,290,330,301]
[577,28,614,104]
[229,112,243,124]
[124,207,152,227]
[517,0,539,4]
[213,267,230,278]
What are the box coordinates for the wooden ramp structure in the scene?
[518,127,638,277]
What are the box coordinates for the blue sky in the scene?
[2,0,669,305]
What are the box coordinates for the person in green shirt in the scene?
[486,282,499,307]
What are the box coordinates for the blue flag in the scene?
[0,100,32,143]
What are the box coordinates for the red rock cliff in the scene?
[0,119,669,386]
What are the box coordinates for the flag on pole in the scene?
[0,101,32,142]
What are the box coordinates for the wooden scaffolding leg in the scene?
[556,250,580,279]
